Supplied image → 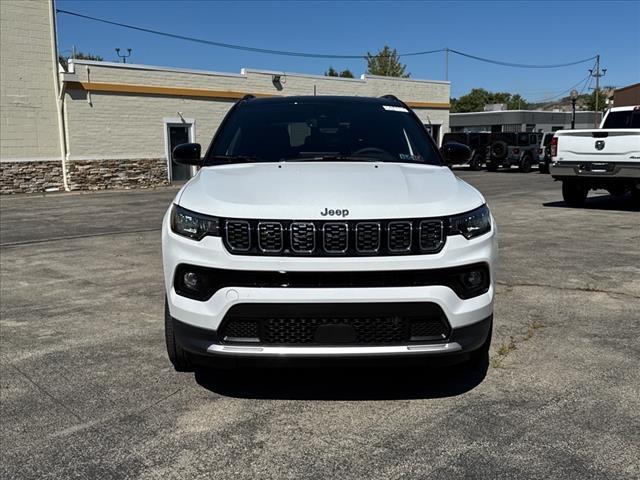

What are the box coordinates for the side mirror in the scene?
[441,142,472,165]
[172,143,202,165]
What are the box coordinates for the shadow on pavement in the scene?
[194,356,488,400]
[543,193,639,212]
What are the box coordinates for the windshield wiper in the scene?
[208,154,263,164]
[280,155,381,163]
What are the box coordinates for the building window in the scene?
[502,124,522,132]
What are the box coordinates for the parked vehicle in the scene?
[441,132,491,170]
[162,95,497,372]
[486,132,541,173]
[550,105,640,207]
[537,132,556,174]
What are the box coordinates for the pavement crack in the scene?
[0,227,161,247]
[11,364,84,422]
[137,388,182,414]
[491,318,544,369]
[497,281,640,300]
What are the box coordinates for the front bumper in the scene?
[172,314,493,359]
[162,209,497,358]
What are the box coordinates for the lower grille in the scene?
[219,303,451,346]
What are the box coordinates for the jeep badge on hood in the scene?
[320,208,349,217]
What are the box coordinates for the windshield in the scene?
[207,100,442,165]
[602,109,640,129]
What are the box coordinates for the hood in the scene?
[177,162,485,219]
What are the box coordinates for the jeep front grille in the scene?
[323,223,348,253]
[225,220,251,252]
[290,222,315,253]
[221,218,446,257]
[388,221,412,252]
[419,220,444,251]
[258,222,283,253]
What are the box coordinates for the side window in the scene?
[517,133,529,145]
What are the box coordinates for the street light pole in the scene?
[115,48,132,64]
[570,89,578,129]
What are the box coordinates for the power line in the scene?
[534,74,592,103]
[56,8,597,69]
[56,9,442,59]
[448,49,596,69]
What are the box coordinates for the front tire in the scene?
[486,161,499,172]
[165,297,192,372]
[562,180,587,207]
[469,153,483,171]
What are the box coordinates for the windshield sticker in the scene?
[399,153,424,162]
[383,105,409,113]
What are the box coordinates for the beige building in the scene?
[0,0,66,192]
[1,0,450,194]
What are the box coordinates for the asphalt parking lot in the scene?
[1,170,639,479]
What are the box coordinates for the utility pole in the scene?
[445,47,449,81]
[589,54,607,127]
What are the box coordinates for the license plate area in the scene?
[578,162,615,174]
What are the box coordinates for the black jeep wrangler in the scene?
[486,132,541,173]
[441,132,491,170]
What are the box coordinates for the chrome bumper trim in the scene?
[206,342,462,356]
[550,161,640,179]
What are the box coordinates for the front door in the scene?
[168,125,191,181]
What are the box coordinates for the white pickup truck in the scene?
[550,105,640,207]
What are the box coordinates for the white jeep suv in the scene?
[162,95,497,371]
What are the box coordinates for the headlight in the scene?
[170,205,220,240]
[449,204,491,239]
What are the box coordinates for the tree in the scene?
[365,45,410,78]
[586,88,608,112]
[325,67,354,78]
[450,88,492,113]
[58,51,104,71]
[450,88,530,112]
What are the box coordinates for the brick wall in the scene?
[0,161,63,194]
[66,158,169,191]
[0,159,169,194]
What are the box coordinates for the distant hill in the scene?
[529,87,615,112]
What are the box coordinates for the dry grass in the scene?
[490,319,544,368]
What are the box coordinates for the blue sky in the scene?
[56,0,640,102]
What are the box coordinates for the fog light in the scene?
[462,270,484,288]
[183,272,200,290]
